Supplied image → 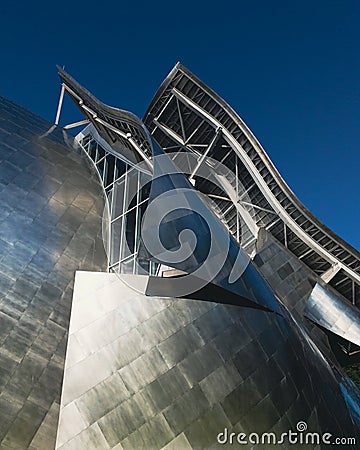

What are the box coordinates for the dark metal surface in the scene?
[0,95,107,449]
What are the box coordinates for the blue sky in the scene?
[1,0,359,249]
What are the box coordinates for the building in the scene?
[0,63,359,449]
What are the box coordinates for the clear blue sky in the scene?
[1,0,359,250]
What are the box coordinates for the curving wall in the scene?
[0,96,107,449]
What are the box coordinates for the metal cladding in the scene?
[57,272,360,449]
[305,283,360,347]
[0,96,107,448]
[145,143,281,314]
[52,65,360,448]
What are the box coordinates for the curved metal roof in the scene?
[143,63,360,305]
[57,66,152,166]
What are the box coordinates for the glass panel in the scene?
[125,169,139,213]
[110,216,122,265]
[97,157,105,179]
[112,180,125,220]
[150,261,158,276]
[115,158,126,180]
[120,256,134,274]
[135,258,149,275]
[139,171,152,203]
[136,201,147,253]
[105,186,113,200]
[104,154,115,187]
[96,145,106,162]
[121,208,136,259]
[88,140,97,160]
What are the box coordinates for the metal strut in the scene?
[55,84,65,125]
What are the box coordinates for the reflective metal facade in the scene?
[0,96,107,448]
[57,272,360,449]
